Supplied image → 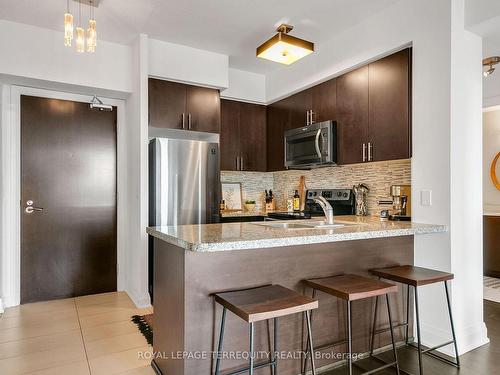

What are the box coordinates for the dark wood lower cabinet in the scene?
[484,215,500,278]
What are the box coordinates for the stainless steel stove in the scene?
[266,189,355,220]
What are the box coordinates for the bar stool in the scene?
[370,265,460,375]
[214,284,318,375]
[302,274,400,375]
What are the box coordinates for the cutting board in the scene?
[299,176,306,211]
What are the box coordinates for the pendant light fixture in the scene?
[64,0,74,47]
[86,0,97,53]
[75,0,85,53]
[256,24,314,65]
[64,0,98,53]
[483,56,500,78]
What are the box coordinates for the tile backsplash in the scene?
[221,159,411,214]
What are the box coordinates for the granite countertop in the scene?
[146,215,447,252]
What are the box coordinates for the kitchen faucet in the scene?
[313,196,334,225]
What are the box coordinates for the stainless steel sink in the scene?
[254,220,357,230]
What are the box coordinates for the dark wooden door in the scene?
[21,96,117,303]
[484,216,500,278]
[336,66,369,164]
[267,100,289,171]
[148,78,186,129]
[186,85,221,133]
[220,99,240,171]
[312,78,337,123]
[368,48,411,161]
[240,102,267,171]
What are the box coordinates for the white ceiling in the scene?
[0,0,400,75]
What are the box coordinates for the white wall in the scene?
[484,108,500,211]
[124,34,151,308]
[220,68,266,104]
[263,0,487,354]
[0,20,132,95]
[148,38,228,89]
[483,40,500,108]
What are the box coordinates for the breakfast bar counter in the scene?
[147,216,446,375]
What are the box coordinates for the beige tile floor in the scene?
[0,292,155,375]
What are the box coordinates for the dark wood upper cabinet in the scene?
[186,85,221,133]
[288,89,312,129]
[266,100,289,172]
[368,48,411,162]
[240,102,267,172]
[220,99,266,172]
[148,78,220,133]
[312,79,337,123]
[220,99,240,171]
[336,65,369,165]
[148,79,186,129]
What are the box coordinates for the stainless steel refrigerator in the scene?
[148,129,220,300]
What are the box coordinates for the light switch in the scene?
[421,190,432,206]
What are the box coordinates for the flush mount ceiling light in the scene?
[64,0,99,53]
[256,24,314,65]
[483,56,500,78]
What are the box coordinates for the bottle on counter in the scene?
[219,200,226,211]
[293,190,300,211]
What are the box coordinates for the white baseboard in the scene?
[0,298,4,314]
[421,321,489,356]
[126,289,151,309]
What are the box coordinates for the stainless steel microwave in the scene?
[284,120,337,169]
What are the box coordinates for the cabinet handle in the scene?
[188,114,192,130]
[362,143,367,162]
[368,142,373,161]
[306,110,310,126]
[310,110,315,124]
[182,113,185,129]
[236,157,239,170]
[240,157,244,171]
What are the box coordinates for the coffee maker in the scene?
[389,185,411,221]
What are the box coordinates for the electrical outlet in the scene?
[421,190,432,206]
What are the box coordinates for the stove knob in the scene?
[343,192,348,198]
[337,191,343,197]
[313,192,317,196]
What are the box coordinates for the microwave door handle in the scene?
[315,129,322,158]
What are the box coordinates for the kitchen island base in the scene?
[152,235,414,375]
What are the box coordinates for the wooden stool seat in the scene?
[214,284,318,323]
[304,274,398,301]
[371,265,454,287]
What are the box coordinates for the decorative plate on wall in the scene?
[491,152,500,191]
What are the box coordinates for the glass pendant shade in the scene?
[87,19,97,52]
[64,13,73,47]
[76,27,85,53]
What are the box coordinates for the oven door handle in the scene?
[315,129,322,159]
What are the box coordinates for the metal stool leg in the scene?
[405,284,410,344]
[302,289,316,375]
[347,300,352,375]
[369,295,379,356]
[414,286,424,375]
[274,317,279,374]
[305,310,316,375]
[444,281,460,367]
[249,322,254,375]
[386,294,401,375]
[215,307,227,375]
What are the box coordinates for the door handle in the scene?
[314,129,322,159]
[25,206,43,214]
